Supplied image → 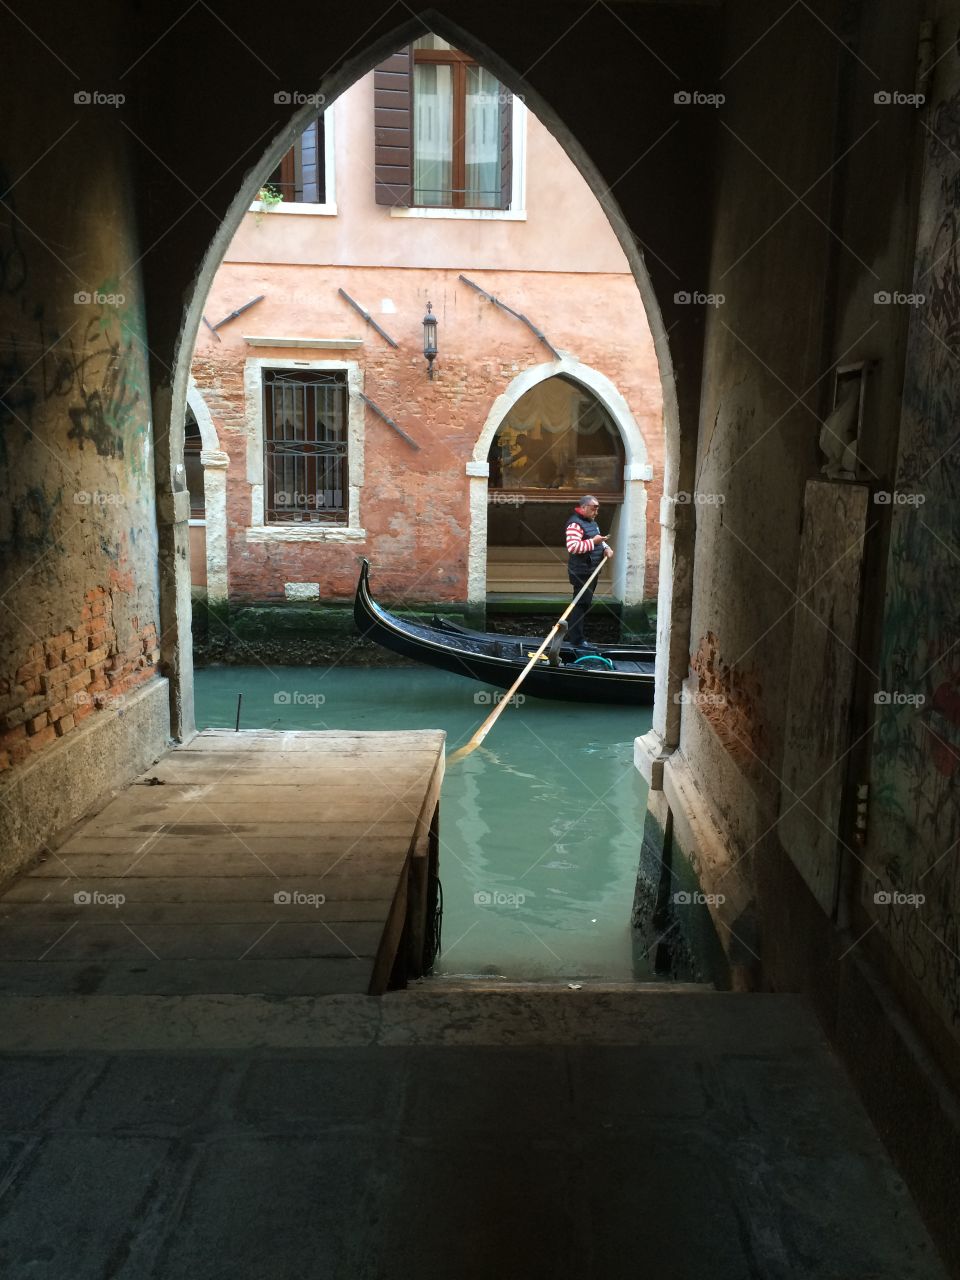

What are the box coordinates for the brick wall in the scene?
[192,265,664,605]
[0,588,160,773]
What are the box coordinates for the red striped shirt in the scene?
[566,522,596,555]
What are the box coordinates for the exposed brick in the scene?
[26,712,48,735]
[63,640,87,661]
[85,646,110,668]
[21,694,46,718]
[25,642,44,663]
[21,677,40,695]
[80,605,93,621]
[0,751,10,772]
[0,724,27,750]
[41,666,70,694]
[65,672,92,696]
[15,658,45,684]
[67,657,87,676]
[90,599,108,617]
[0,692,23,718]
[27,725,57,752]
[73,702,94,722]
[45,630,73,654]
[54,715,75,736]
[8,740,30,767]
[48,699,72,722]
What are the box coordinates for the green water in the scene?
[194,665,658,982]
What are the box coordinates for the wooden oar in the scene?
[447,557,608,765]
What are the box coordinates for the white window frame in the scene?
[243,355,365,543]
[249,104,338,217]
[390,95,527,221]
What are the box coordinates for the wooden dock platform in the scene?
[0,729,445,997]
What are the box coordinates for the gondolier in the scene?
[565,495,613,648]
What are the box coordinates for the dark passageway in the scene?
[1,1,959,1276]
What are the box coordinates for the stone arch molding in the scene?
[467,357,653,606]
[186,379,229,602]
[166,10,685,745]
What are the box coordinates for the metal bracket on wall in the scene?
[458,274,562,359]
[202,295,266,343]
[359,393,420,450]
[338,289,399,349]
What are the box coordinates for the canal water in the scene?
[194,665,660,983]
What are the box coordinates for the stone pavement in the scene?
[0,986,949,1279]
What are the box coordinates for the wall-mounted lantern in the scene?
[422,301,438,380]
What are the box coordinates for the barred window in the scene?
[263,369,348,524]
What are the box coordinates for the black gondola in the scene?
[354,559,655,705]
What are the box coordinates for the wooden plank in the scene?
[0,899,393,924]
[0,921,385,962]
[58,829,419,849]
[0,727,446,998]
[368,860,408,996]
[0,959,375,997]
[2,878,392,909]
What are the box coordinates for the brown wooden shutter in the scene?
[499,90,513,211]
[374,48,414,206]
[299,119,321,203]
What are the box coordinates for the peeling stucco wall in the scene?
[0,10,169,866]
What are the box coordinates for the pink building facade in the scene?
[188,43,663,615]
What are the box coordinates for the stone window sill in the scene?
[245,526,366,543]
[389,206,526,221]
[248,202,338,217]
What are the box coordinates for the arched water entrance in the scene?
[468,360,651,607]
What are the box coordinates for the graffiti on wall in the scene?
[868,79,960,1036]
[0,166,152,564]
